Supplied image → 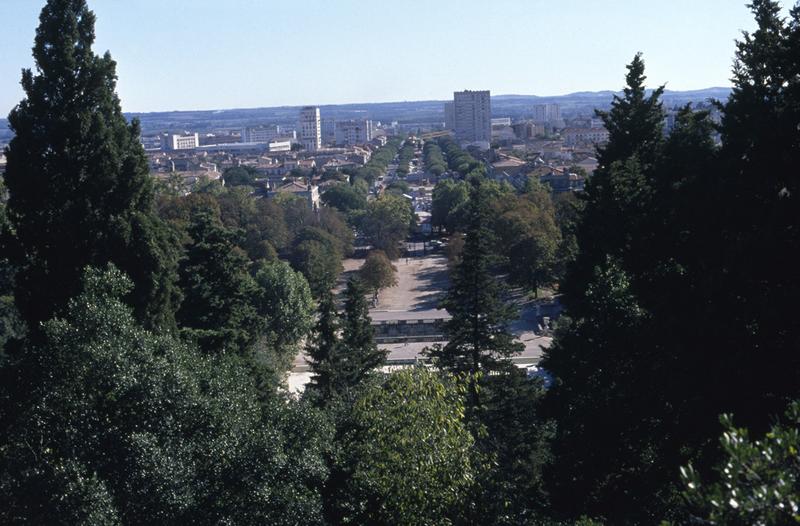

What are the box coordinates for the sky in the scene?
[0,0,794,114]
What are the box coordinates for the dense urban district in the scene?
[1,1,800,525]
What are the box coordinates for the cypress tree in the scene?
[3,0,179,331]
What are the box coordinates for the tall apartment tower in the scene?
[444,101,455,130]
[298,106,321,152]
[335,119,374,146]
[532,103,561,124]
[453,90,491,147]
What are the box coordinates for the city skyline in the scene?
[0,0,793,114]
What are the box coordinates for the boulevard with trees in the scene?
[1,1,799,524]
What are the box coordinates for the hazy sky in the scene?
[0,0,793,114]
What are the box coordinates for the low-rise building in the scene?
[562,127,610,147]
[163,133,199,151]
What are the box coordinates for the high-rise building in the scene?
[444,101,455,130]
[334,119,374,146]
[453,90,491,147]
[298,106,321,152]
[532,103,561,124]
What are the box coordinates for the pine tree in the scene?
[306,280,386,405]
[541,54,673,523]
[338,278,386,387]
[3,0,179,331]
[427,177,523,381]
[306,291,341,404]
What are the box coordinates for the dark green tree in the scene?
[305,291,342,405]
[290,239,342,298]
[320,183,367,215]
[221,165,258,187]
[0,266,330,525]
[426,177,523,386]
[359,250,398,302]
[338,278,387,388]
[431,178,470,233]
[3,0,179,331]
[541,54,674,524]
[176,210,259,355]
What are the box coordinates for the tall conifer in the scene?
[3,0,179,331]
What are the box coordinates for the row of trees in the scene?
[394,139,417,177]
[423,140,447,176]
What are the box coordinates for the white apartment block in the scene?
[334,119,374,146]
[298,106,321,152]
[242,125,282,143]
[163,133,199,151]
[453,90,491,147]
[532,103,561,124]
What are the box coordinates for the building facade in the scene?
[532,103,561,124]
[163,133,199,151]
[298,106,321,152]
[242,125,287,143]
[562,127,610,146]
[453,90,491,147]
[334,119,374,146]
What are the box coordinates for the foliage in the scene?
[338,278,387,386]
[3,0,179,331]
[251,260,315,390]
[426,177,523,391]
[176,210,259,355]
[222,165,258,186]
[424,140,447,176]
[543,11,800,521]
[678,402,800,525]
[305,291,342,405]
[361,193,413,259]
[290,239,342,298]
[431,179,470,233]
[305,279,386,406]
[491,182,561,295]
[470,370,555,525]
[321,182,367,215]
[334,367,475,525]
[0,265,329,525]
[359,250,397,299]
[385,179,411,196]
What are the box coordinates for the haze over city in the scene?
[0,0,791,113]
